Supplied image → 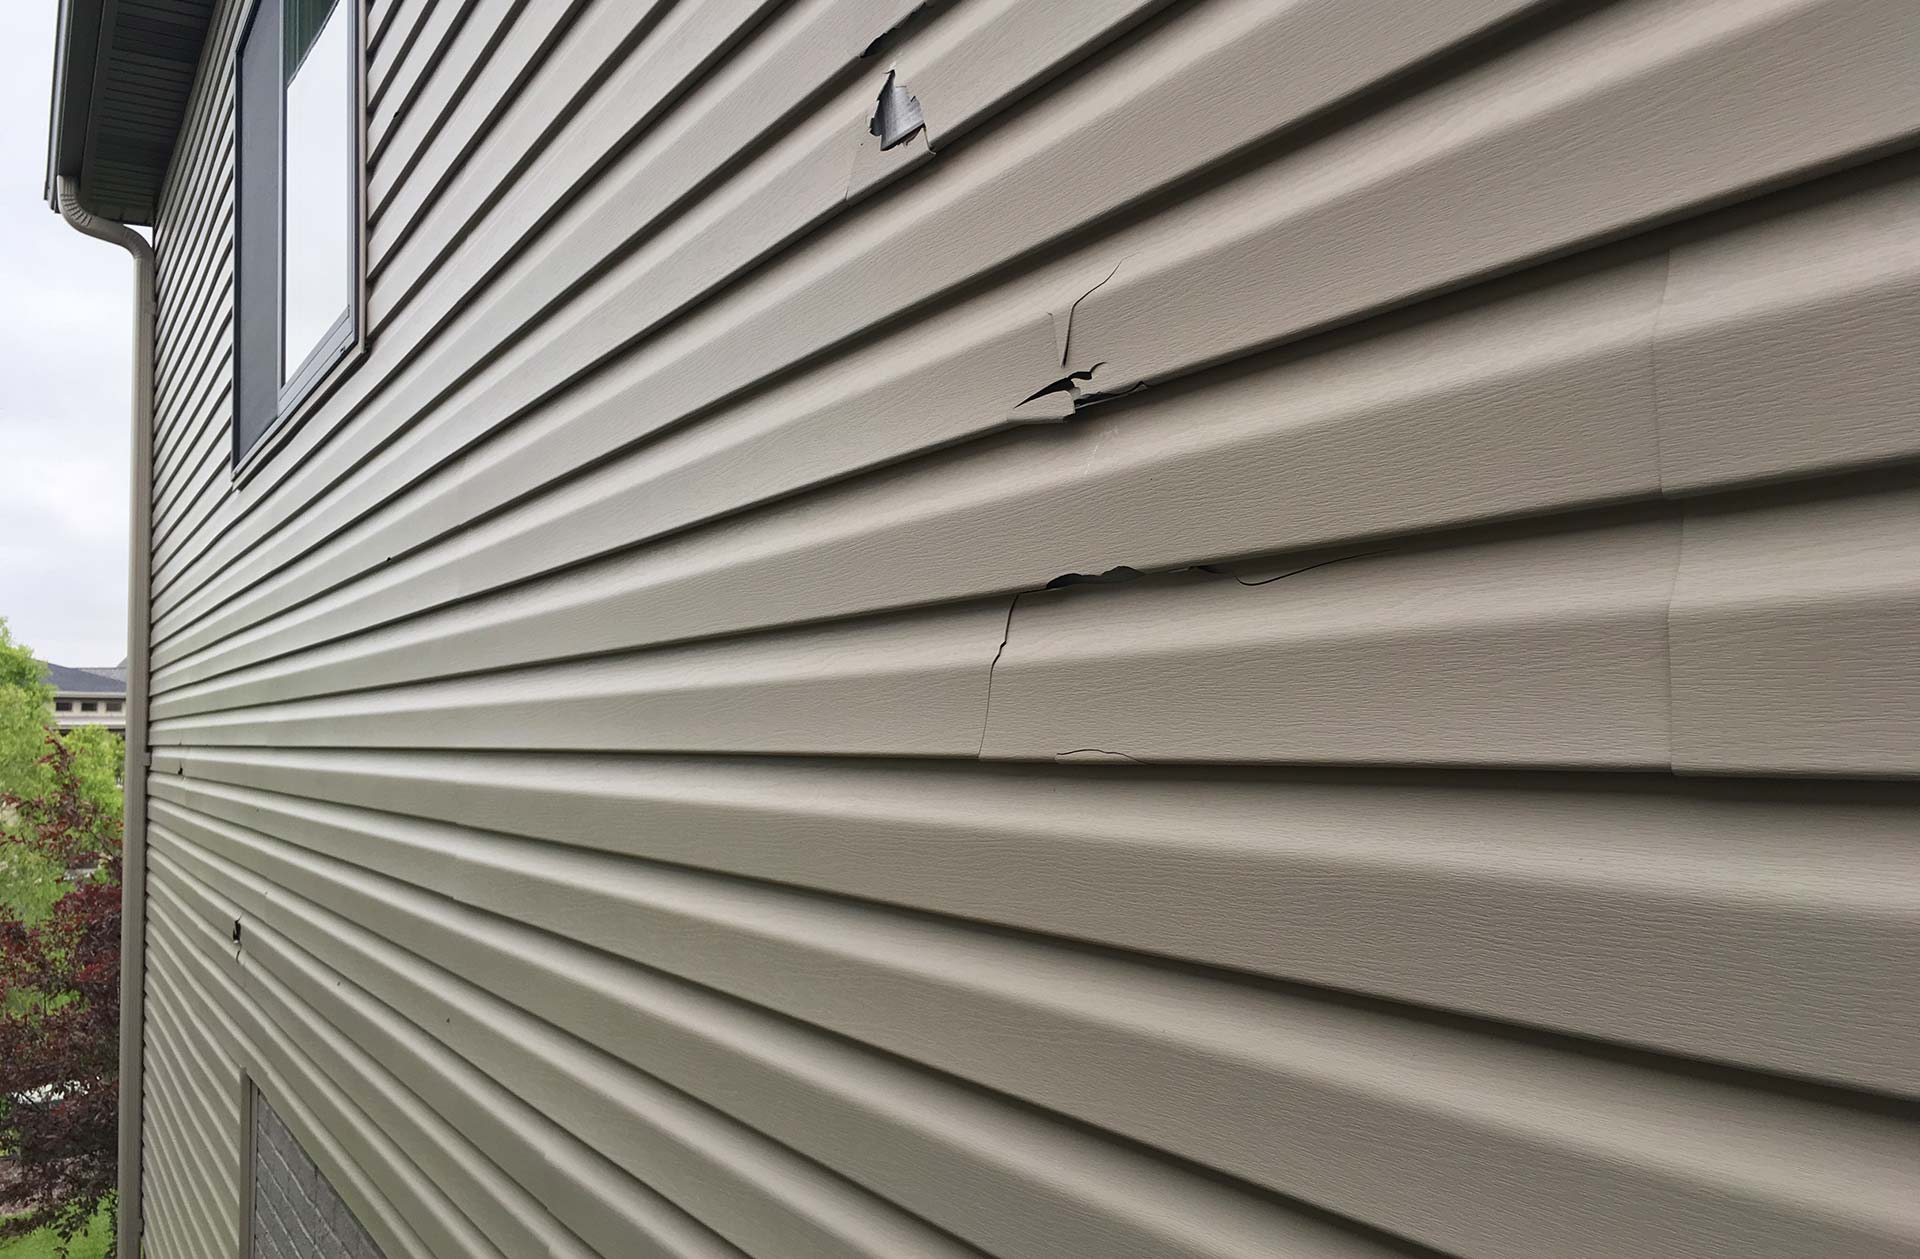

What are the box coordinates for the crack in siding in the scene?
[976,592,1022,756]
[1018,363,1105,408]
[1199,548,1393,587]
[860,2,930,59]
[981,551,1400,759]
[1060,260,1125,367]
[1055,748,1144,764]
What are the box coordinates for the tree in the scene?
[0,619,121,924]
[0,618,55,804]
[0,619,122,1255]
[0,735,121,1257]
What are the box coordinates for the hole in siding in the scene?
[870,71,926,150]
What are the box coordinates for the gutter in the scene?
[56,175,153,1259]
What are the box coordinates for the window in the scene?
[81,702,98,713]
[106,700,124,713]
[234,0,362,467]
[55,700,72,713]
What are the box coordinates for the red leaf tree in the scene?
[0,734,121,1255]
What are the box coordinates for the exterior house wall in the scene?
[136,1,1920,1257]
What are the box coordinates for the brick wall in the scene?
[250,1094,384,1259]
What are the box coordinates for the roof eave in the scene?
[45,0,216,227]
[44,0,107,216]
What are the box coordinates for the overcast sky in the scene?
[0,1,135,668]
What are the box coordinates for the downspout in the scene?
[56,176,153,1259]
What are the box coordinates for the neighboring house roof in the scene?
[45,0,217,224]
[40,661,127,694]
[83,663,129,685]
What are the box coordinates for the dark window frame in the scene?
[231,0,367,478]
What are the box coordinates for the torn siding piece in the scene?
[155,257,1670,712]
[870,71,927,149]
[163,0,1557,630]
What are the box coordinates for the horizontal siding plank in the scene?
[367,0,523,169]
[150,748,1920,1097]
[144,783,1920,1259]
[149,795,1439,1259]
[1655,175,1920,490]
[159,853,606,1259]
[1064,0,1920,396]
[134,0,1920,1255]
[149,253,1670,699]
[364,0,591,230]
[982,520,1679,767]
[1671,481,1920,776]
[151,602,1007,754]
[146,875,476,1259]
[153,0,1545,633]
[185,856,1003,1259]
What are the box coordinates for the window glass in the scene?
[281,0,354,385]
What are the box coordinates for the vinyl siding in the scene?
[137,1,1920,1258]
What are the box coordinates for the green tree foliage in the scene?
[0,620,55,805]
[52,727,121,824]
[0,619,124,1256]
[0,622,122,925]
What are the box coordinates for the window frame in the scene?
[230,0,369,482]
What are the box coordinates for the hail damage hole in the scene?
[1019,363,1104,407]
[861,3,927,58]
[871,71,926,150]
[1045,565,1142,589]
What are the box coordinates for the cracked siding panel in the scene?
[147,307,1062,696]
[150,256,1667,703]
[982,520,1681,768]
[136,0,1920,1254]
[151,0,1550,633]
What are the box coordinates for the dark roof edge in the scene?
[46,0,215,226]
[44,0,108,215]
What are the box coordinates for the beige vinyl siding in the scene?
[136,1,1920,1258]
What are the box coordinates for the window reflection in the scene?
[281,0,353,384]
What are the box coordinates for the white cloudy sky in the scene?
[0,1,135,668]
